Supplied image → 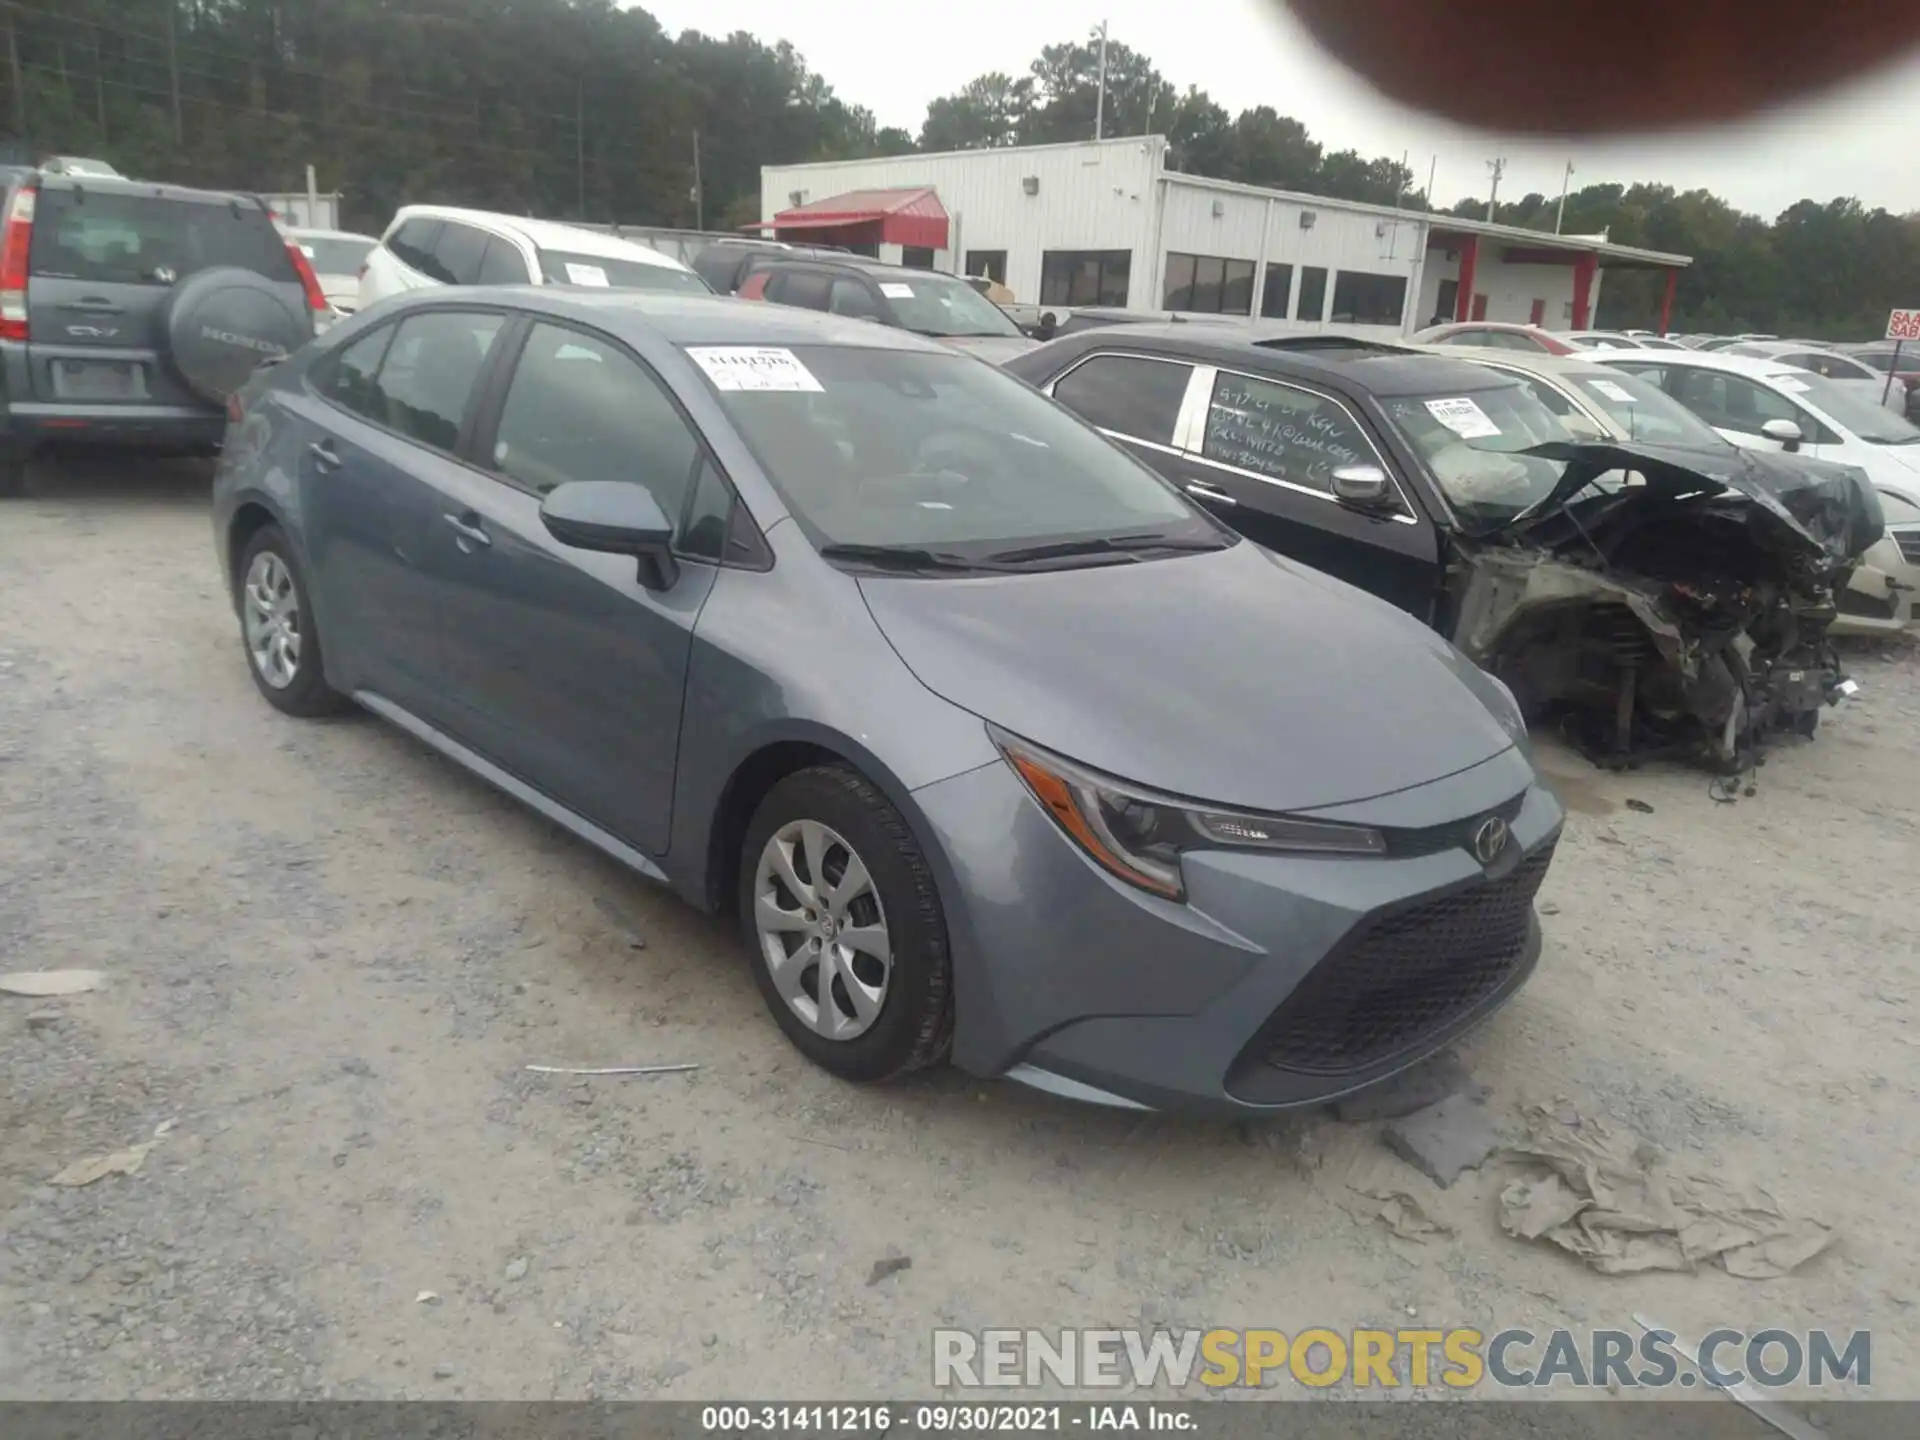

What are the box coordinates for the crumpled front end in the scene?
[1449,442,1877,773]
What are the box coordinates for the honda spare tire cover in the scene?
[161,266,310,403]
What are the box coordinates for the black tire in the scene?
[234,524,352,718]
[0,453,27,499]
[738,765,953,1082]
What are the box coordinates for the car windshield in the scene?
[688,344,1219,564]
[877,273,1022,338]
[1787,372,1920,443]
[538,249,711,293]
[298,236,374,273]
[1567,370,1728,448]
[1380,382,1573,525]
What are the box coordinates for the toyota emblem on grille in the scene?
[1472,815,1509,866]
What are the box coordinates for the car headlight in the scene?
[993,730,1385,901]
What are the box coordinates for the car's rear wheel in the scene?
[739,765,952,1081]
[0,453,27,499]
[236,525,351,718]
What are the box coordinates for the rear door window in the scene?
[489,321,703,522]
[429,223,491,285]
[367,310,504,452]
[30,190,293,285]
[1051,355,1192,444]
[773,270,833,312]
[1199,371,1378,496]
[385,218,443,276]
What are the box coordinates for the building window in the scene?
[1162,253,1255,315]
[965,250,1007,284]
[1296,266,1328,322]
[1260,264,1294,319]
[1041,249,1130,307]
[1331,271,1408,327]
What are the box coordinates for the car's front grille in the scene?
[1893,528,1920,567]
[1257,845,1554,1075]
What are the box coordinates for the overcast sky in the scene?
[639,0,1920,220]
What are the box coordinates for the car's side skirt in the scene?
[353,690,670,885]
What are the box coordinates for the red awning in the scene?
[764,187,949,250]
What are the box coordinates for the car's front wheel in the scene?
[235,525,351,718]
[739,765,953,1081]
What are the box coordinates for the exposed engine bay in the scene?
[1447,441,1884,773]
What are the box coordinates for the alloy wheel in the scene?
[752,819,892,1041]
[242,550,302,690]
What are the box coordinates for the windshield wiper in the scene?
[817,543,1014,574]
[984,532,1230,565]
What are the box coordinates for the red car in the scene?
[1409,322,1581,355]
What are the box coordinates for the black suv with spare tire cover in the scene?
[0,168,327,495]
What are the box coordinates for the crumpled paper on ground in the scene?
[1497,1107,1834,1278]
[1342,1187,1453,1243]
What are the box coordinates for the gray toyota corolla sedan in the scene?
[210,287,1563,1114]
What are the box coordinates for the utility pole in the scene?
[574,76,586,220]
[1484,156,1506,223]
[691,129,703,231]
[1092,20,1108,141]
[164,0,183,146]
[1425,154,1437,210]
[1554,159,1575,234]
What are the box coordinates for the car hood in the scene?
[1508,440,1884,561]
[857,542,1518,813]
[940,334,1041,362]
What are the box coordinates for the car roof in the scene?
[370,286,950,354]
[1399,342,1622,383]
[33,172,272,207]
[1418,321,1552,335]
[289,227,377,243]
[753,254,961,283]
[1029,324,1522,396]
[391,205,693,271]
[1585,347,1810,379]
[1730,339,1850,357]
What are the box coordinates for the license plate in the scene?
[52,360,145,401]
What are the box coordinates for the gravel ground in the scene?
[1,459,1915,1412]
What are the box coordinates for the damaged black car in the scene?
[1003,330,1884,772]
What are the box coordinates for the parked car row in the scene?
[8,163,1892,1118]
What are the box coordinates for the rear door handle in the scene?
[308,440,342,472]
[1185,481,1237,506]
[443,512,492,549]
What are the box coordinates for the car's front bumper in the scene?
[913,744,1563,1116]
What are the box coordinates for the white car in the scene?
[358,206,708,311]
[1590,348,1920,512]
[1719,339,1906,413]
[287,227,378,318]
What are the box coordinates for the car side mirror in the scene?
[1331,464,1397,512]
[1760,417,1803,451]
[539,481,679,591]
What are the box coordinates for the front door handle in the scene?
[443,512,492,550]
[1185,481,1237,506]
[308,440,342,472]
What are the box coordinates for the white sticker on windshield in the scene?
[1591,379,1638,404]
[1424,396,1501,440]
[1775,377,1811,393]
[878,282,916,299]
[686,346,824,393]
[563,263,610,287]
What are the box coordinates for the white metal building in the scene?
[759,138,1691,338]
